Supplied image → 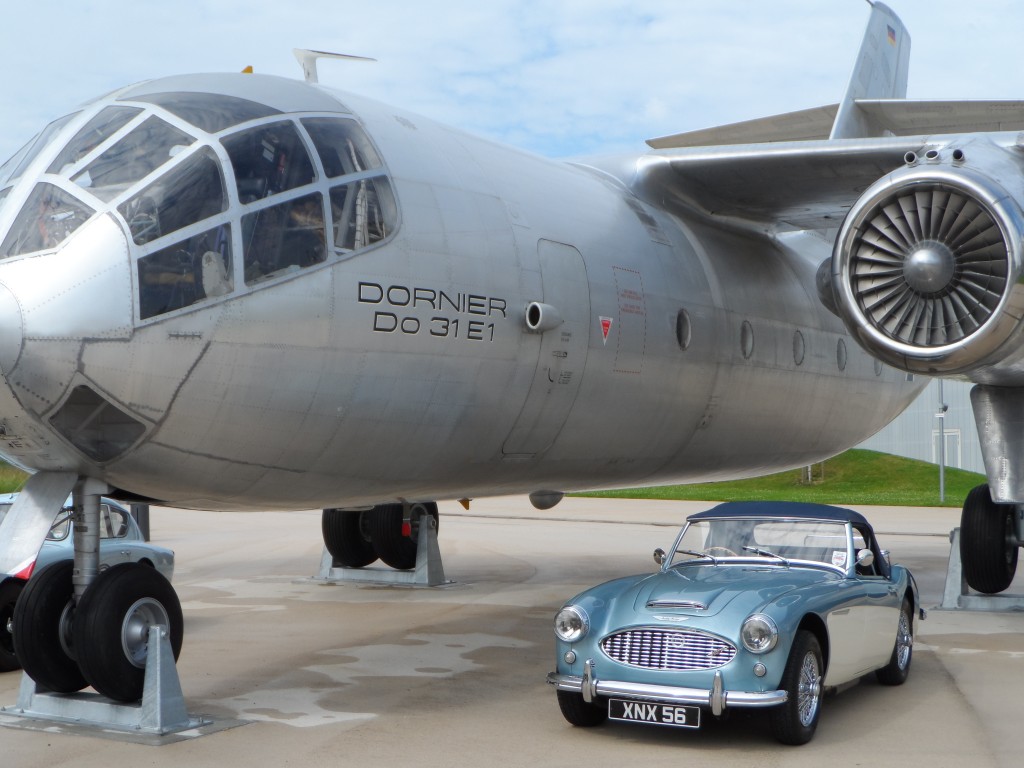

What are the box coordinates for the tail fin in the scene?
[829,1,911,139]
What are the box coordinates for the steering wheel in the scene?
[704,546,738,557]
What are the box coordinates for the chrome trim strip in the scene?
[646,599,707,610]
[546,672,787,710]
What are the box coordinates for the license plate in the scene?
[608,698,700,729]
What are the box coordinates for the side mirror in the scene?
[653,548,666,566]
[856,549,875,568]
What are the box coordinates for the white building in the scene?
[858,378,984,474]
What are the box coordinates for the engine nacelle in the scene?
[832,141,1024,383]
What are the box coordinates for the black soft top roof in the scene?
[688,501,870,528]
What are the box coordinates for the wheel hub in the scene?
[797,652,822,727]
[120,597,170,668]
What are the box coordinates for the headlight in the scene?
[554,605,589,642]
[741,614,779,654]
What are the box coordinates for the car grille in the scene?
[601,627,736,671]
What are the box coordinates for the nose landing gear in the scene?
[11,479,184,704]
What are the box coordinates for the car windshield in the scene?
[0,502,127,541]
[669,517,852,571]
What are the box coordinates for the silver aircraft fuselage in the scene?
[0,74,923,509]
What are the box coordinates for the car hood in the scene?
[620,564,834,621]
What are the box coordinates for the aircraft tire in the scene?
[370,502,438,570]
[0,578,25,672]
[73,562,183,702]
[960,484,1018,594]
[12,560,88,692]
[322,509,377,568]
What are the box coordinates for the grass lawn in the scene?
[0,461,27,493]
[573,449,984,508]
[0,449,985,507]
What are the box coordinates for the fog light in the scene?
[564,651,577,664]
[753,663,767,677]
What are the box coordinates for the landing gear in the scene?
[73,562,183,702]
[321,502,440,571]
[960,484,1019,594]
[322,508,377,567]
[10,480,184,707]
[12,560,87,692]
[0,578,25,672]
[370,502,439,570]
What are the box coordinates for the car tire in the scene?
[555,689,607,727]
[73,562,183,702]
[12,560,88,692]
[876,597,913,686]
[322,509,377,568]
[960,484,1018,594]
[0,579,25,672]
[770,630,823,746]
[370,503,438,570]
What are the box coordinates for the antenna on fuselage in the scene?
[292,49,376,84]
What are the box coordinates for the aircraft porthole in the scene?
[793,330,805,366]
[741,320,754,360]
[874,358,883,377]
[837,338,848,371]
[675,309,691,351]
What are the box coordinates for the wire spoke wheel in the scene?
[796,650,822,727]
[771,630,824,745]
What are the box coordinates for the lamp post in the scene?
[937,380,948,503]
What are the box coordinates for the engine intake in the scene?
[833,162,1024,376]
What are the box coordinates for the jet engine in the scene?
[831,143,1024,383]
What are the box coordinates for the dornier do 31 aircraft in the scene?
[0,1,1023,703]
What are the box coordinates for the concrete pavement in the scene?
[0,496,1021,767]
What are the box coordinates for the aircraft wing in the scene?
[637,134,1015,231]
[647,100,1024,150]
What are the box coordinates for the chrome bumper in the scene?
[547,659,787,717]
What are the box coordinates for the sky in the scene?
[0,0,1022,162]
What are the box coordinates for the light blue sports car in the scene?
[546,501,922,745]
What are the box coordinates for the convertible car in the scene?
[0,494,174,673]
[546,501,922,745]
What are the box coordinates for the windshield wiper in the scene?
[742,545,789,565]
[676,548,720,565]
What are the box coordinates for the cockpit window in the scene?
[301,118,382,177]
[119,147,226,245]
[73,116,195,202]
[47,106,143,176]
[0,183,94,257]
[221,121,315,203]
[330,177,396,251]
[124,92,282,134]
[0,113,79,190]
[243,192,325,283]
[138,223,232,319]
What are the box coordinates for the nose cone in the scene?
[0,282,23,376]
[7,214,133,341]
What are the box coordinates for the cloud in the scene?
[0,1,1022,161]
